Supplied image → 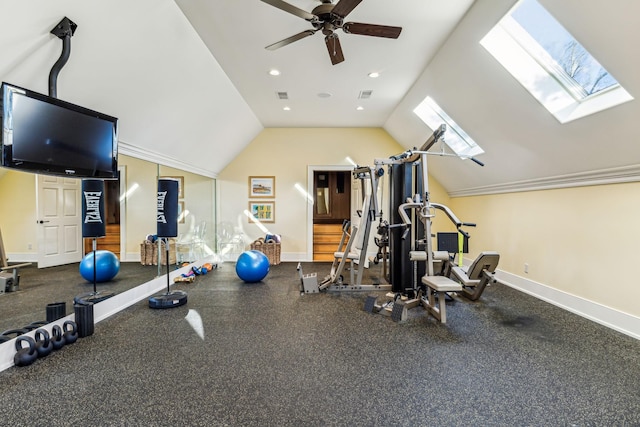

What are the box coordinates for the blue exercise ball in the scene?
[235,250,270,283]
[80,250,120,283]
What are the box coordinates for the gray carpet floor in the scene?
[0,261,639,426]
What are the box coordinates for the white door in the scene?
[36,175,82,268]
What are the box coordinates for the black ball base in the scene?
[74,291,115,305]
[149,290,188,309]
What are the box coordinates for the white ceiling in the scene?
[2,0,640,195]
[174,0,475,128]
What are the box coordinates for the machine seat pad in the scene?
[422,275,462,292]
[333,251,359,260]
[451,267,481,287]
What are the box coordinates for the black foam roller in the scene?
[46,302,66,323]
[73,303,94,338]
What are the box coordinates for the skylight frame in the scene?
[413,96,484,158]
[480,0,633,124]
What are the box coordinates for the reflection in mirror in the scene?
[0,154,217,345]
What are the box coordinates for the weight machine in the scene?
[301,165,392,293]
[364,125,497,323]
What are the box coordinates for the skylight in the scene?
[481,0,633,123]
[413,96,484,158]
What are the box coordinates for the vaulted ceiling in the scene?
[1,0,639,195]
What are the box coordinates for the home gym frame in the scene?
[364,124,496,323]
[302,164,392,293]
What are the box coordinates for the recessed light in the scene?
[283,106,291,111]
[269,69,281,76]
[356,106,364,111]
[317,92,332,98]
[368,72,380,78]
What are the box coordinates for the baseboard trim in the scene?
[495,268,640,340]
[5,253,37,263]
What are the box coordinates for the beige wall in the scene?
[217,127,453,260]
[118,156,158,256]
[113,156,217,257]
[0,155,216,262]
[0,170,37,257]
[449,182,640,318]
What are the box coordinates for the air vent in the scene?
[358,90,373,99]
[276,91,288,100]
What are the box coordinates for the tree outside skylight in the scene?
[511,0,618,98]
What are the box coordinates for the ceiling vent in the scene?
[358,90,373,99]
[276,91,289,100]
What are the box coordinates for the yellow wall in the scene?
[0,170,37,257]
[449,182,640,318]
[105,156,217,256]
[217,127,452,258]
[0,155,216,261]
[118,156,158,255]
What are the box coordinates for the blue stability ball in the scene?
[80,250,120,283]
[235,250,270,283]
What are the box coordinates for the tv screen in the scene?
[1,82,118,178]
[437,232,469,254]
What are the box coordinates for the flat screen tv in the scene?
[1,82,118,178]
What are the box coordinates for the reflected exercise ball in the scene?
[235,250,270,283]
[80,250,120,282]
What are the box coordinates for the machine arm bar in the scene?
[388,125,447,163]
[470,157,484,167]
[430,203,462,228]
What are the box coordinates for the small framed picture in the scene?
[178,201,185,224]
[249,176,275,198]
[160,176,184,199]
[248,201,275,223]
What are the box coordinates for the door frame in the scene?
[118,165,126,260]
[306,165,354,261]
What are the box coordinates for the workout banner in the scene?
[157,178,179,238]
[81,179,106,238]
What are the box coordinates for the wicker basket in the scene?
[140,239,177,265]
[250,237,281,265]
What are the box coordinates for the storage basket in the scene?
[250,237,281,265]
[140,239,177,266]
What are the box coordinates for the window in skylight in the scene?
[480,0,633,123]
[413,96,484,158]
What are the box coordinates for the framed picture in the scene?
[248,201,275,223]
[178,201,185,224]
[249,176,275,198]
[160,176,184,199]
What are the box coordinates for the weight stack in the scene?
[74,302,95,338]
[46,302,67,322]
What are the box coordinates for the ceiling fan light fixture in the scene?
[356,106,364,111]
[269,69,281,76]
[283,106,291,111]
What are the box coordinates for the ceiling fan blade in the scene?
[324,33,345,65]
[343,22,402,39]
[266,30,316,50]
[261,0,318,21]
[331,0,363,19]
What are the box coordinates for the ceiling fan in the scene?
[261,0,402,65]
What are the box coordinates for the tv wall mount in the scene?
[49,17,77,98]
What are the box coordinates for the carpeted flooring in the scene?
[0,261,639,426]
